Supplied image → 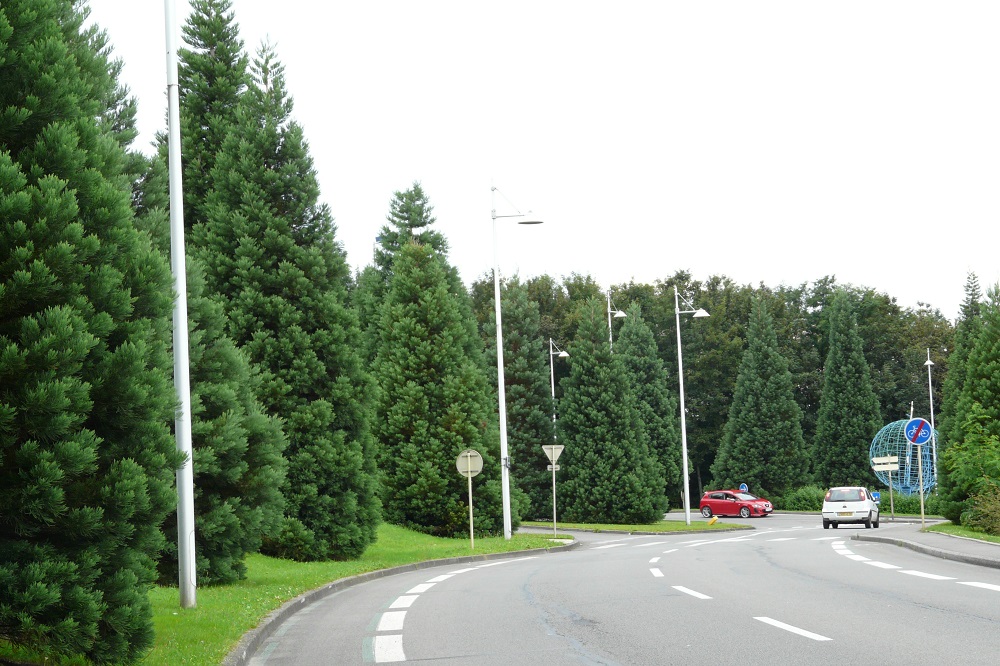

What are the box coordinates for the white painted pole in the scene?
[925,349,938,490]
[164,0,196,608]
[492,189,512,540]
[675,286,691,526]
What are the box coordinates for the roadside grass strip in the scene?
[754,617,832,641]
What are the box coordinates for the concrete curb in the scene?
[221,540,580,666]
[851,533,1000,570]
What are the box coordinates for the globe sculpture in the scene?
[869,419,937,495]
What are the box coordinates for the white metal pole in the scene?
[549,339,557,431]
[492,192,512,540]
[467,452,475,550]
[675,286,692,526]
[164,0,196,608]
[607,290,614,351]
[552,465,558,537]
[926,349,938,489]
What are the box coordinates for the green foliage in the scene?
[483,277,555,520]
[615,304,681,504]
[712,297,809,495]
[0,1,180,661]
[196,46,378,560]
[963,482,1000,536]
[940,402,1000,523]
[373,243,509,537]
[558,300,665,524]
[776,486,826,511]
[813,291,882,488]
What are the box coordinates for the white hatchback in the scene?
[822,486,880,529]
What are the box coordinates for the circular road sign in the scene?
[456,449,483,478]
[905,418,932,445]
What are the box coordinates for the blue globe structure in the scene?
[869,419,937,495]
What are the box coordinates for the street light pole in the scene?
[492,186,542,540]
[674,286,709,526]
[925,349,938,488]
[606,290,626,352]
[549,339,569,432]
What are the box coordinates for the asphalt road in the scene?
[247,514,1000,665]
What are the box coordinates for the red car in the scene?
[699,490,773,518]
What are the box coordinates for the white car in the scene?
[822,486,880,529]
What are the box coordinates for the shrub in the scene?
[778,486,826,511]
[963,483,1000,536]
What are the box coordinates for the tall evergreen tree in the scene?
[615,304,682,506]
[373,242,510,536]
[937,273,984,521]
[711,297,809,496]
[813,291,882,487]
[196,46,378,560]
[939,285,1000,522]
[483,277,553,519]
[0,1,181,661]
[559,300,665,523]
[176,0,249,231]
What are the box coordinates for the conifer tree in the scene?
[936,274,983,521]
[711,297,809,496]
[939,286,1000,522]
[0,1,180,661]
[483,277,554,519]
[373,242,510,536]
[197,46,378,560]
[813,291,882,487]
[615,305,682,505]
[559,300,665,523]
[177,0,249,231]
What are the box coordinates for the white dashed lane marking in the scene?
[373,635,406,663]
[958,582,1000,592]
[900,570,956,580]
[650,568,664,578]
[377,611,407,632]
[755,617,832,641]
[389,595,418,609]
[672,586,712,600]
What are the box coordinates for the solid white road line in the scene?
[899,570,955,580]
[373,635,406,663]
[650,568,664,578]
[768,538,796,542]
[672,586,712,599]
[958,582,1000,592]
[376,611,407,632]
[754,617,832,641]
[389,595,418,609]
[813,536,841,541]
[845,554,870,561]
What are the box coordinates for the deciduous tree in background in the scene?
[813,291,882,488]
[711,297,809,496]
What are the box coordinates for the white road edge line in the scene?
[376,611,406,632]
[373,634,406,662]
[754,616,832,641]
[864,561,900,569]
[672,586,711,599]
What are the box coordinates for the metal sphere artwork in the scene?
[869,419,936,495]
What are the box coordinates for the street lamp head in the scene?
[613,310,627,319]
[693,308,710,318]
[558,350,569,358]
[517,210,543,225]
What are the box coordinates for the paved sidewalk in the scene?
[853,520,1000,570]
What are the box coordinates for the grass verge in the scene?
[924,521,1000,545]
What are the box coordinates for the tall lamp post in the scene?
[549,339,569,431]
[674,285,709,525]
[924,348,938,488]
[492,186,542,540]
[606,290,627,351]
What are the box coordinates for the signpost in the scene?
[905,418,931,526]
[542,445,564,536]
[872,455,898,520]
[456,450,483,549]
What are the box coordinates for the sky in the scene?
[84,1,1000,320]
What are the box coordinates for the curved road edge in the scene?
[222,540,581,666]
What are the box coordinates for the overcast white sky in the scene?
[86,1,999,320]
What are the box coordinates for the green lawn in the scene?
[925,521,1000,545]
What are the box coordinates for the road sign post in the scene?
[905,418,931,526]
[872,455,899,520]
[542,445,564,537]
[456,450,483,549]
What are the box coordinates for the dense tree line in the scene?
[3,1,998,663]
